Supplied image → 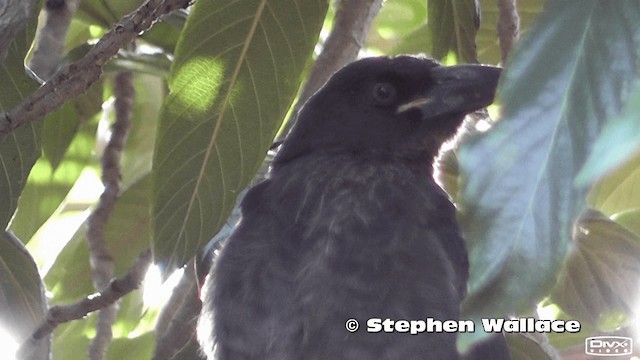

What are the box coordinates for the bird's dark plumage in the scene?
[199,56,503,360]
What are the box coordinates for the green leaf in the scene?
[0,231,48,358]
[615,209,640,238]
[44,226,93,304]
[74,78,104,124]
[373,0,427,39]
[106,175,152,276]
[505,334,551,360]
[458,0,640,320]
[551,210,640,329]
[577,81,640,186]
[41,103,81,170]
[588,151,640,218]
[393,0,479,63]
[0,10,41,231]
[106,332,155,360]
[10,121,97,242]
[52,317,93,360]
[152,0,328,272]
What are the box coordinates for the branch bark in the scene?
[86,71,136,360]
[17,249,152,357]
[496,0,520,64]
[0,0,192,142]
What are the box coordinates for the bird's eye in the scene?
[372,82,397,106]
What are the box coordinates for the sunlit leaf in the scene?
[615,209,640,238]
[106,332,155,360]
[52,317,93,360]
[152,0,328,272]
[10,121,97,242]
[372,0,427,40]
[551,210,640,328]
[459,0,640,323]
[588,151,640,219]
[44,226,92,303]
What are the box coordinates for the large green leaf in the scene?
[458,0,640,322]
[588,151,640,219]
[551,210,640,329]
[152,0,327,272]
[0,9,41,231]
[577,81,640,186]
[0,231,48,359]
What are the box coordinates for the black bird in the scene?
[199,56,503,360]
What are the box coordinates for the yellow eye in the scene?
[372,82,397,105]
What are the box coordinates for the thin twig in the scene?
[0,0,192,141]
[496,0,520,64]
[17,249,152,357]
[275,0,383,144]
[86,71,135,360]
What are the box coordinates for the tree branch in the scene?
[17,249,152,356]
[496,0,520,64]
[0,0,192,142]
[86,71,135,360]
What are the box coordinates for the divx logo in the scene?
[585,336,633,356]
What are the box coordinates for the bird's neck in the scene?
[273,147,438,176]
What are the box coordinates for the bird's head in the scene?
[274,56,501,166]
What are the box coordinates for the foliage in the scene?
[0,0,639,359]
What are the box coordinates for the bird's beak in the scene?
[397,65,501,118]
